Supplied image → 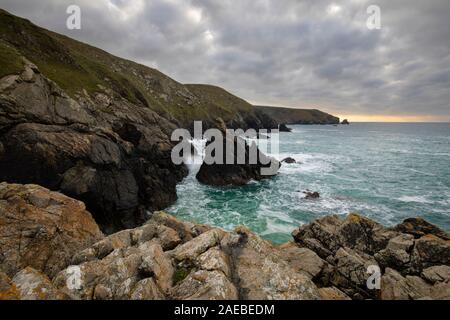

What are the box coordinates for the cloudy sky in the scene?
[1,0,450,121]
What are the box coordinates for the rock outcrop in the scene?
[256,106,340,125]
[50,212,320,300]
[0,185,449,300]
[196,131,280,186]
[0,183,104,278]
[292,213,450,300]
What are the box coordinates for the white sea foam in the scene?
[398,195,432,204]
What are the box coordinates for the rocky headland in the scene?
[255,106,340,125]
[1,183,449,300]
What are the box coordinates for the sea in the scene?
[168,123,450,244]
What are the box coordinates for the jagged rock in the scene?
[139,242,174,293]
[170,270,238,300]
[130,278,165,300]
[0,183,103,278]
[0,271,20,300]
[375,248,411,271]
[375,234,414,270]
[421,265,450,284]
[429,282,450,299]
[279,242,325,278]
[292,215,343,259]
[226,227,321,300]
[12,267,68,300]
[196,247,231,277]
[386,234,415,252]
[338,214,398,254]
[411,235,450,272]
[54,241,171,300]
[341,119,350,125]
[151,211,206,242]
[381,268,431,300]
[394,218,450,240]
[318,287,351,300]
[292,213,398,259]
[333,247,379,288]
[170,229,225,262]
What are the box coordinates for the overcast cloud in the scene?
[1,0,449,120]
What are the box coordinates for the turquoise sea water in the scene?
[168,123,450,244]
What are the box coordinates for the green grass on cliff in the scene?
[0,42,23,78]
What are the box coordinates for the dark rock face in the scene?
[0,59,188,232]
[341,119,350,125]
[196,134,280,186]
[292,214,450,300]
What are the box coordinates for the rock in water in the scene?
[303,191,320,199]
[281,157,296,164]
[196,131,280,186]
[341,119,350,125]
[0,183,104,278]
[279,123,293,132]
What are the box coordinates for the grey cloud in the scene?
[0,0,449,119]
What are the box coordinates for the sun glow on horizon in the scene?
[337,114,450,123]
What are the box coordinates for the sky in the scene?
[1,0,449,122]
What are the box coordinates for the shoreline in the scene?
[1,182,449,300]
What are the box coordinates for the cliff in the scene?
[256,105,340,125]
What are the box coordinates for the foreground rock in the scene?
[1,185,448,300]
[50,212,320,300]
[0,183,104,278]
[292,213,450,300]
